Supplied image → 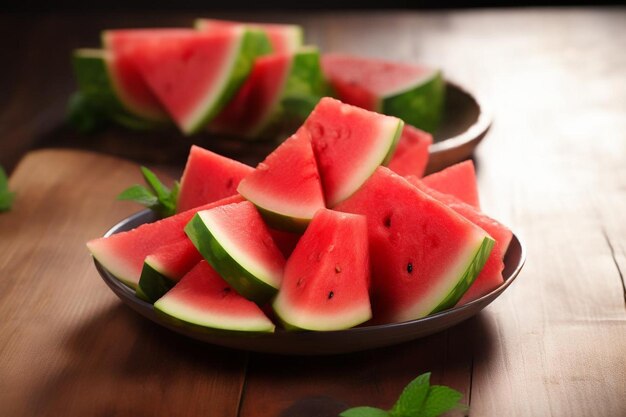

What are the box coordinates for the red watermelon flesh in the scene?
[237,128,325,231]
[422,160,481,209]
[102,29,191,121]
[407,177,513,305]
[335,167,494,323]
[268,228,301,258]
[144,238,202,281]
[177,145,253,213]
[388,125,433,177]
[210,53,292,137]
[154,261,275,332]
[87,194,243,288]
[304,97,403,207]
[273,209,372,330]
[321,54,433,109]
[129,28,249,133]
[196,19,302,54]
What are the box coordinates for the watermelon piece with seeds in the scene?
[130,28,269,134]
[136,238,202,303]
[176,145,254,213]
[321,54,444,133]
[423,160,480,209]
[185,201,286,303]
[335,167,494,323]
[304,97,403,207]
[273,209,371,331]
[195,19,302,54]
[237,128,325,232]
[388,125,433,178]
[155,261,275,333]
[210,47,327,139]
[407,176,512,305]
[86,194,243,289]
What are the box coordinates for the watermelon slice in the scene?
[136,238,203,303]
[304,97,403,207]
[422,160,480,209]
[129,28,269,134]
[407,177,513,305]
[335,167,494,323]
[72,49,167,130]
[176,145,254,213]
[210,47,327,139]
[237,128,325,232]
[185,201,286,303]
[87,194,243,289]
[321,54,444,133]
[268,228,301,258]
[388,125,433,177]
[195,19,303,54]
[273,209,372,331]
[154,261,275,333]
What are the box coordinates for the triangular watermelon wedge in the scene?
[176,145,254,213]
[422,160,481,209]
[237,128,325,232]
[273,209,372,331]
[195,19,302,54]
[304,97,403,207]
[154,261,275,333]
[129,28,268,134]
[388,125,433,178]
[87,194,243,289]
[336,167,494,323]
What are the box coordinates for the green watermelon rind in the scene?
[154,296,276,333]
[135,260,177,303]
[183,29,271,134]
[184,212,279,303]
[380,70,445,134]
[251,203,313,234]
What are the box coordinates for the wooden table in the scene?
[1,8,625,416]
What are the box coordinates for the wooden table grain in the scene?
[1,8,625,417]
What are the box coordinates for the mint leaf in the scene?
[420,385,465,417]
[117,167,178,217]
[0,165,15,212]
[340,406,390,417]
[390,372,431,417]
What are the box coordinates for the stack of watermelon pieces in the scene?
[70,18,444,138]
[87,97,512,334]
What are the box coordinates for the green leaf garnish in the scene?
[117,167,179,218]
[340,372,465,417]
[0,165,15,212]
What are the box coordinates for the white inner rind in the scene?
[198,211,282,289]
[330,116,403,207]
[182,28,245,133]
[381,69,439,98]
[238,182,321,221]
[394,229,488,322]
[87,240,139,289]
[155,297,275,332]
[273,295,372,331]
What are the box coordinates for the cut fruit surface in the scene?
[273,209,372,331]
[154,261,275,333]
[130,28,267,134]
[237,128,325,232]
[304,97,403,207]
[185,201,286,303]
[407,177,512,305]
[196,19,302,54]
[136,238,202,303]
[422,160,481,209]
[388,125,433,178]
[176,145,253,213]
[321,54,444,132]
[87,194,242,289]
[335,167,494,323]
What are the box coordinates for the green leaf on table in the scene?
[117,167,178,218]
[340,372,466,417]
[340,406,390,417]
[0,165,15,212]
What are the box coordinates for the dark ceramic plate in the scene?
[94,209,524,355]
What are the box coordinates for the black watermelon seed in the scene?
[383,215,392,228]
[328,291,334,300]
[407,263,413,274]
